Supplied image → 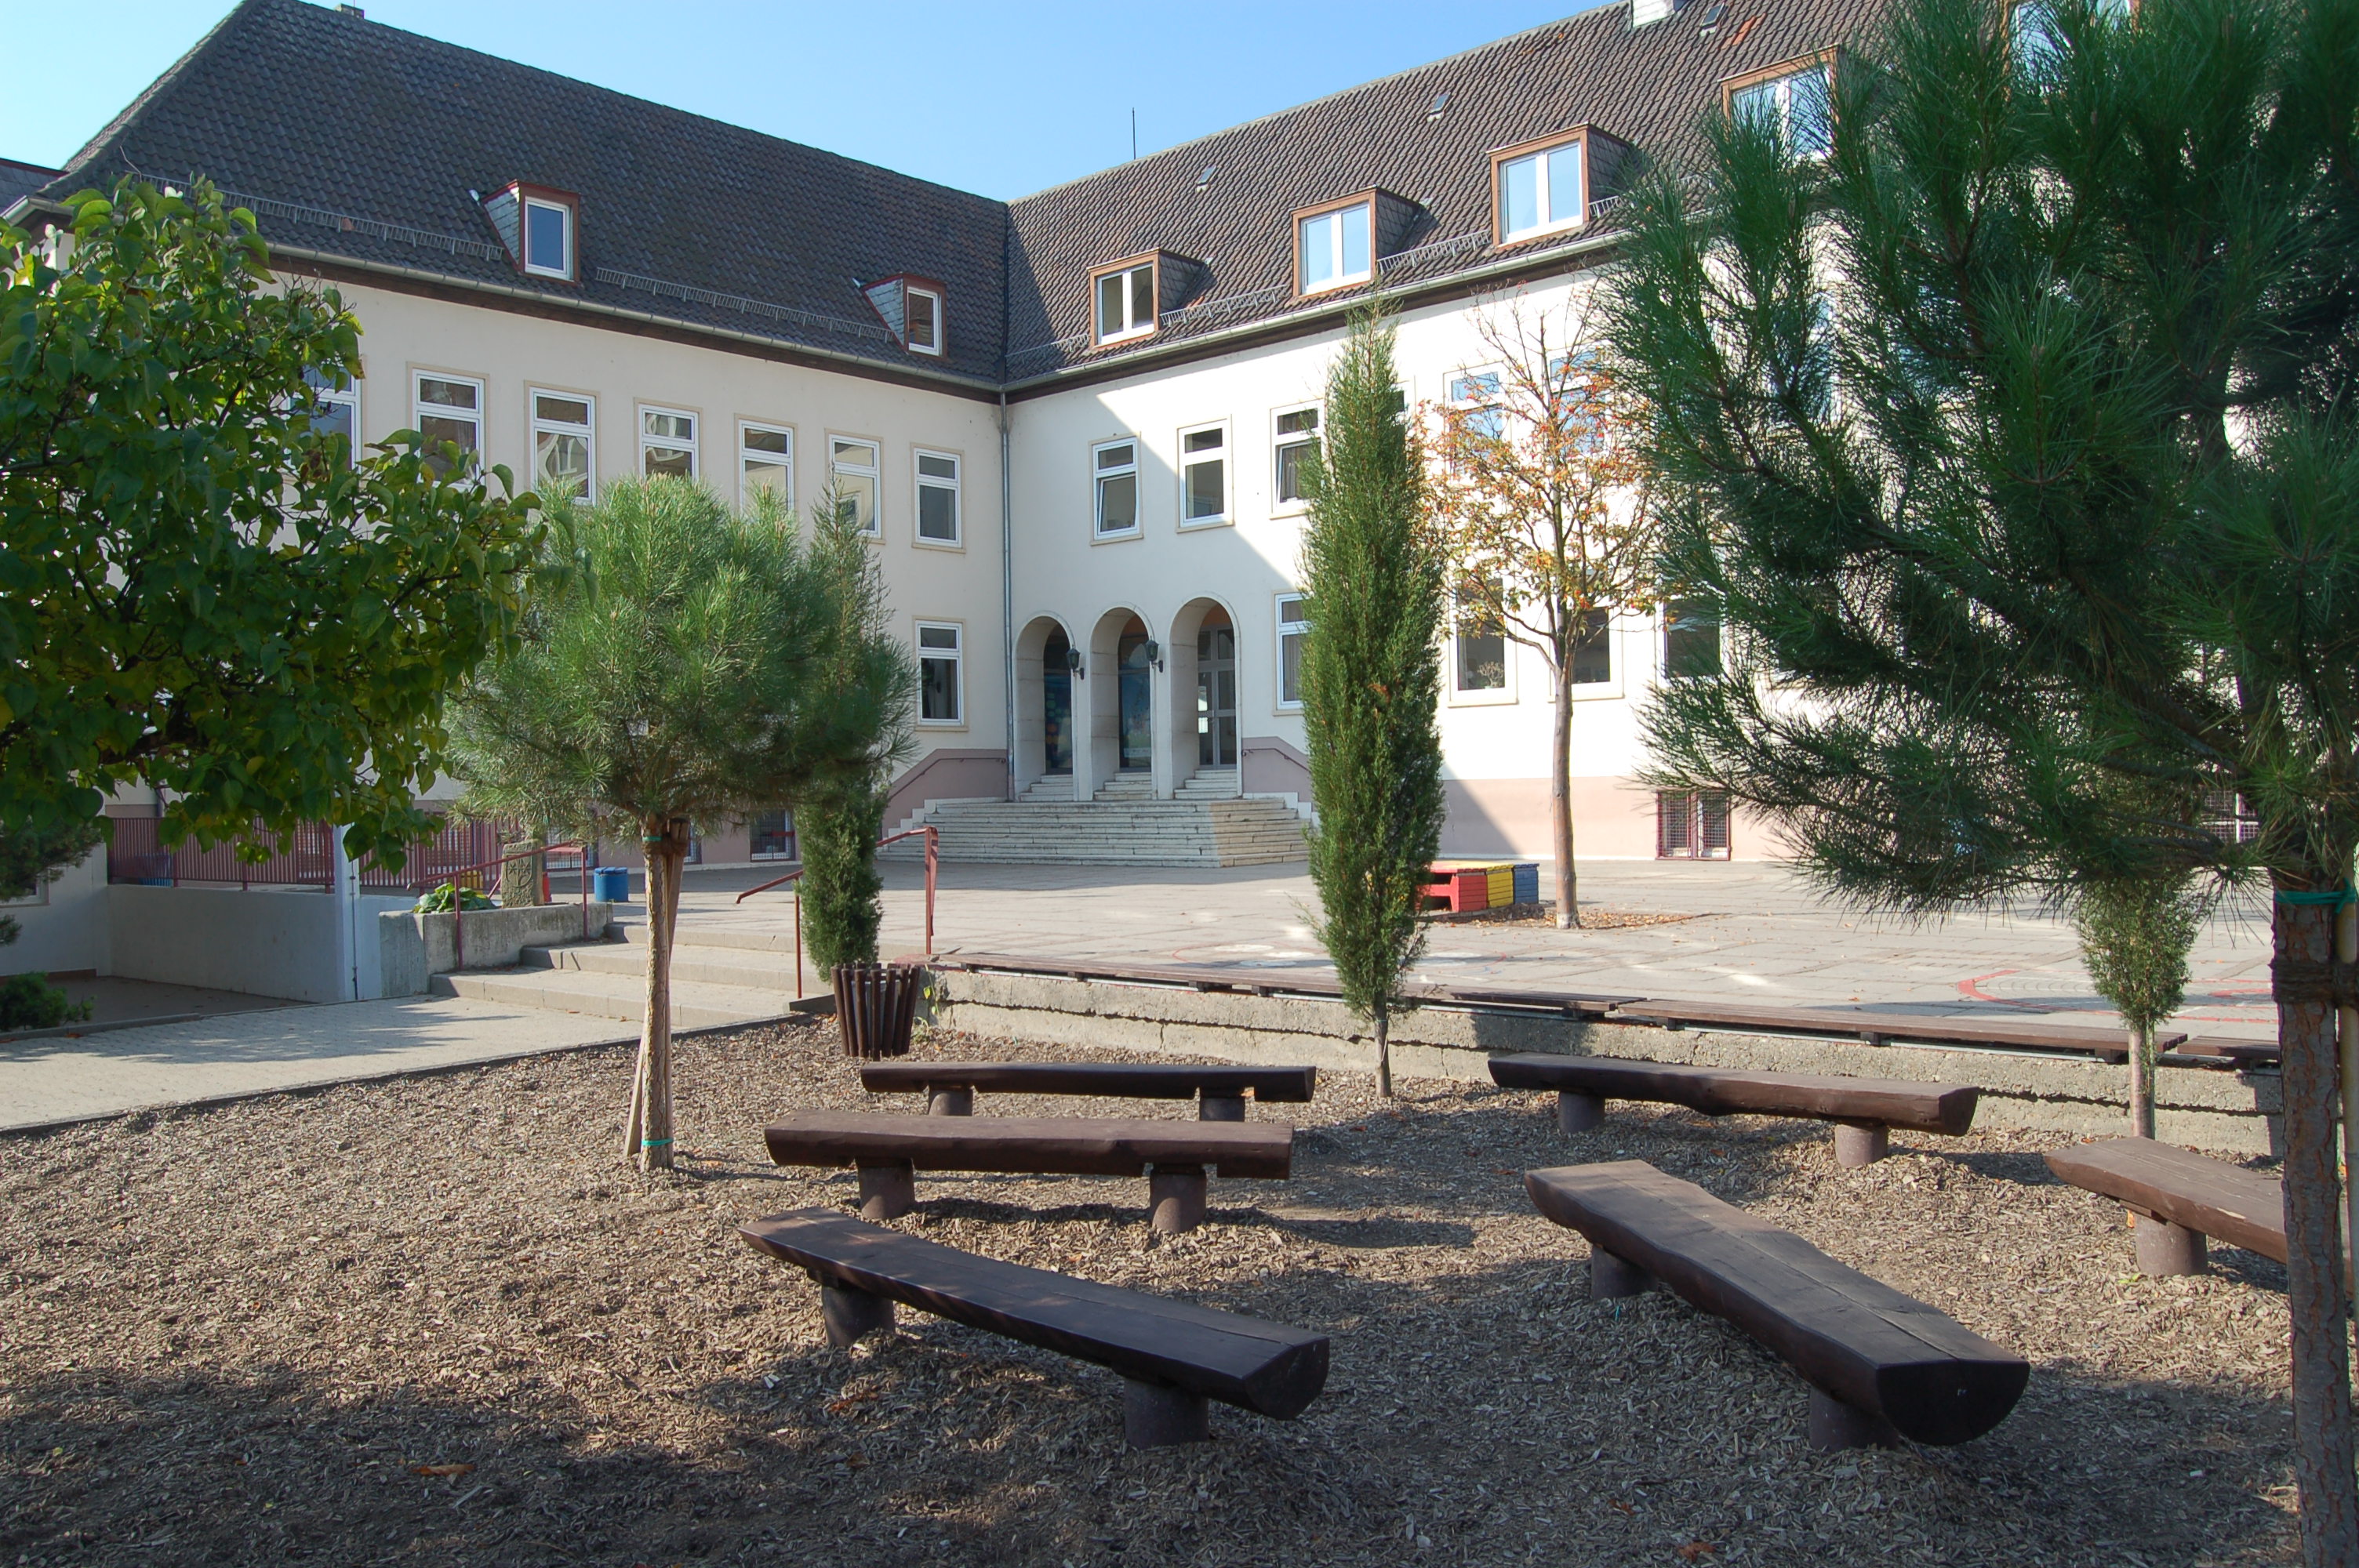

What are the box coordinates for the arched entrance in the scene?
[1165,597,1241,794]
[1012,615,1078,797]
[1041,629,1074,776]
[1118,621,1154,773]
[1085,608,1155,796]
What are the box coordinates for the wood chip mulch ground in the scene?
[0,1020,2299,1566]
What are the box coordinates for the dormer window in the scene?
[861,275,948,355]
[1092,256,1158,344]
[482,183,580,282]
[1493,135,1586,242]
[905,285,943,355]
[1725,53,1837,160]
[1295,196,1373,295]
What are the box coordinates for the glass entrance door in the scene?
[1197,619,1237,767]
[1041,630,1073,774]
[1118,624,1154,772]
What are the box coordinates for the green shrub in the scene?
[413,882,497,913]
[0,972,93,1031]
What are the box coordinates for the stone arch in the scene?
[1165,595,1243,795]
[1085,605,1156,798]
[1013,615,1077,798]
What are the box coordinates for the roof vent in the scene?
[338,4,365,15]
[1194,165,1217,191]
[1427,90,1451,122]
[1631,0,1677,25]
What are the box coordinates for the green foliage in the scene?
[798,782,887,971]
[2073,876,2201,1033]
[413,882,496,913]
[0,179,542,869]
[1299,309,1446,1090]
[0,971,90,1031]
[447,481,911,842]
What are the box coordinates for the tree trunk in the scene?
[626,818,687,1173]
[1373,1006,1393,1100]
[1552,658,1579,930]
[2272,897,2358,1566]
[2128,1020,2155,1140]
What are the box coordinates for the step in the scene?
[432,967,798,1029]
[522,942,804,992]
[612,924,801,955]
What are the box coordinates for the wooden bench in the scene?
[857,1060,1316,1121]
[740,1207,1329,1447]
[763,1112,1293,1234]
[1526,1162,2028,1450]
[2045,1137,2287,1276]
[1488,1053,1979,1167]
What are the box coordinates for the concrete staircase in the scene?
[432,924,814,1029]
[889,774,1306,867]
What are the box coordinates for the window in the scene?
[1728,58,1834,159]
[905,286,943,355]
[740,422,793,507]
[1093,438,1139,536]
[1663,598,1722,680]
[1180,422,1228,527]
[529,390,594,502]
[749,810,796,861]
[1495,136,1587,241]
[1448,371,1507,448]
[830,437,881,535]
[1657,791,1732,859]
[1273,405,1320,508]
[523,195,573,279]
[1094,260,1157,343]
[1571,607,1613,686]
[413,372,482,475]
[1448,371,1503,402]
[917,622,963,724]
[914,450,961,544]
[2012,0,2130,72]
[1454,597,1510,695]
[1276,594,1308,709]
[641,407,696,480]
[304,368,358,468]
[1296,198,1373,294]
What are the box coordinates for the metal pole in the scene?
[2338,896,2357,1299]
[925,826,938,956]
[794,884,804,1000]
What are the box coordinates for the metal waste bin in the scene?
[592,866,631,904]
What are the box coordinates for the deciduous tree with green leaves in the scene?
[0,179,540,867]
[1301,309,1447,1099]
[1606,0,2359,1550]
[449,482,911,1170]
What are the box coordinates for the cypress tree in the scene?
[1300,308,1447,1098]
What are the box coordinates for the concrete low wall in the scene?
[1,849,109,978]
[378,901,615,998]
[108,884,347,1002]
[929,967,2282,1156]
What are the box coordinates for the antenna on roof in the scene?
[1131,109,1138,162]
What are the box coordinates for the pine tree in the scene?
[1301,308,1447,1098]
[1606,0,2359,1550]
[2074,873,2201,1139]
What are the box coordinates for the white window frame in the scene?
[639,405,698,480]
[739,420,794,510]
[304,367,360,464]
[1275,593,1309,711]
[528,387,596,503]
[829,435,883,537]
[905,285,944,356]
[1662,599,1725,683]
[1178,419,1230,530]
[1092,437,1141,540]
[1449,591,1518,706]
[1568,606,1623,699]
[522,195,574,280]
[1093,260,1157,344]
[1295,199,1374,296]
[1495,137,1587,243]
[1271,404,1321,514]
[1727,58,1835,161]
[915,620,965,728]
[413,369,484,463]
[913,448,962,548]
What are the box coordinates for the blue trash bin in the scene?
[593,866,631,904]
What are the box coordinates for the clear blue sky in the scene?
[4,1,1611,201]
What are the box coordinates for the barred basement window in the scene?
[1656,791,1732,860]
[2202,786,2261,846]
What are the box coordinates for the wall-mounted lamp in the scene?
[1063,646,1085,677]
[1142,640,1163,672]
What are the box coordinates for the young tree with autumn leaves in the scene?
[1426,296,1656,929]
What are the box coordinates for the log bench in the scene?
[1488,1053,1979,1167]
[740,1207,1329,1447]
[857,1060,1316,1121]
[2045,1137,2288,1276]
[762,1112,1293,1234]
[1526,1161,2028,1450]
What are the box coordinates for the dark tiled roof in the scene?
[1003,0,1881,380]
[36,0,1009,384]
[0,159,61,214]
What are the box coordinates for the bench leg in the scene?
[857,1160,917,1221]
[1834,1123,1889,1167]
[1590,1247,1653,1299]
[1557,1090,1605,1134]
[1808,1388,1902,1451]
[2132,1213,2208,1276]
[926,1087,974,1116]
[1198,1092,1246,1122]
[1149,1164,1209,1236]
[820,1283,896,1348]
[1122,1378,1211,1447]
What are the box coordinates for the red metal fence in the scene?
[107,815,511,891]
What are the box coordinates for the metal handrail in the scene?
[732,823,940,1000]
[420,840,590,972]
